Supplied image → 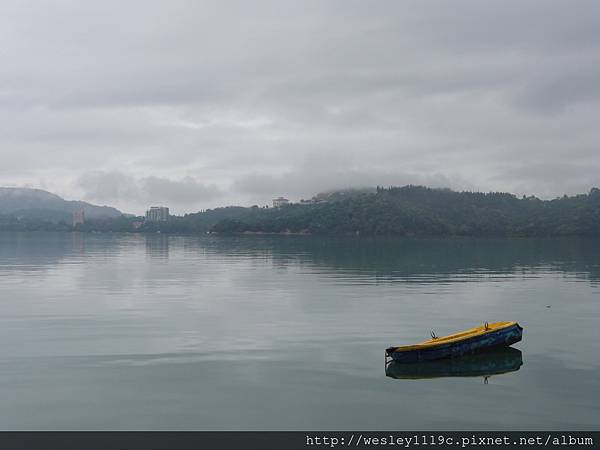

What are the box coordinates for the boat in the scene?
[385,321,523,363]
[385,347,523,380]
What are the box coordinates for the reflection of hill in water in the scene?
[385,347,523,380]
[0,232,85,273]
[0,232,135,273]
[2,233,600,283]
[194,236,600,283]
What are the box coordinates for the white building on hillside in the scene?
[272,197,289,208]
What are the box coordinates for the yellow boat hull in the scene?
[386,322,523,363]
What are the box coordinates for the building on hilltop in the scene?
[145,206,169,222]
[272,197,289,208]
[299,193,329,205]
[72,209,85,226]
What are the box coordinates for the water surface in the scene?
[0,232,598,429]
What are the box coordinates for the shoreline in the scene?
[2,229,600,240]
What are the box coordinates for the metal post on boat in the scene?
[385,350,393,367]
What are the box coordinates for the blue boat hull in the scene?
[387,323,523,363]
[386,347,523,379]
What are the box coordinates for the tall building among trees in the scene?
[72,209,85,226]
[145,206,169,222]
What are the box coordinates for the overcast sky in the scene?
[2,1,600,214]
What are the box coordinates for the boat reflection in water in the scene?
[385,347,523,382]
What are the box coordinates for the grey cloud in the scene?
[141,176,221,205]
[514,65,600,114]
[77,172,139,205]
[1,0,600,213]
[77,172,223,214]
[233,152,468,201]
[235,170,460,202]
[491,162,600,199]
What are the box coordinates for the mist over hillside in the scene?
[0,188,122,221]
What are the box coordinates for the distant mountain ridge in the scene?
[0,187,122,221]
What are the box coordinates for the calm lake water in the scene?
[0,232,598,430]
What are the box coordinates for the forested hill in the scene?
[0,187,122,221]
[4,185,600,236]
[209,186,600,236]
